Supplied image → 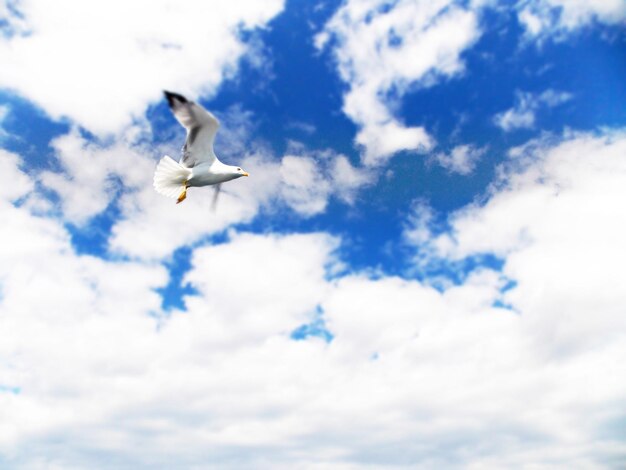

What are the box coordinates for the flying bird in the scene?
[154,91,249,204]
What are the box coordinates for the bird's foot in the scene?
[176,187,187,204]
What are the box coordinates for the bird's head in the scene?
[234,166,249,178]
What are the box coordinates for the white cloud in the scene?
[403,200,435,247]
[494,89,572,132]
[517,0,626,38]
[402,200,443,275]
[1,134,626,466]
[279,151,372,216]
[280,155,332,216]
[317,0,481,166]
[331,153,373,204]
[286,120,316,135]
[0,149,33,203]
[181,232,338,348]
[539,88,573,107]
[0,0,284,136]
[494,104,535,131]
[435,130,626,353]
[40,128,153,225]
[432,144,486,175]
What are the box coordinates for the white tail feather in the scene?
[153,156,192,199]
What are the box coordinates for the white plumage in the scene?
[153,155,192,199]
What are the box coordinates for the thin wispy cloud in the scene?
[517,0,626,39]
[431,144,487,175]
[494,89,572,132]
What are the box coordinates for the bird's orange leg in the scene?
[176,181,189,204]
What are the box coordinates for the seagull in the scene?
[153,91,249,204]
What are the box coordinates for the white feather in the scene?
[153,155,192,199]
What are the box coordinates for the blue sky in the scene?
[1,0,626,468]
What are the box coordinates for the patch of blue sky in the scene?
[492,299,515,311]
[500,278,517,292]
[491,278,518,311]
[207,0,359,160]
[156,246,198,312]
[424,254,504,284]
[65,201,122,258]
[0,91,69,170]
[290,305,333,343]
[145,99,188,149]
[555,28,626,130]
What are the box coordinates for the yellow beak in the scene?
[242,172,249,177]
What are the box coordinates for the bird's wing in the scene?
[164,91,219,168]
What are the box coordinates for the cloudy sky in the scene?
[1,0,625,468]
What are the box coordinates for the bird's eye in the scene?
[237,167,241,171]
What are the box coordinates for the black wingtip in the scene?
[163,90,188,108]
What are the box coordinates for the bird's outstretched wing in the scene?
[164,90,219,168]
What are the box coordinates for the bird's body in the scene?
[187,161,243,186]
[153,91,248,204]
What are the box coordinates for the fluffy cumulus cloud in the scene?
[0,0,284,135]
[494,88,572,132]
[317,0,481,166]
[517,0,626,38]
[434,130,626,354]
[1,128,626,467]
